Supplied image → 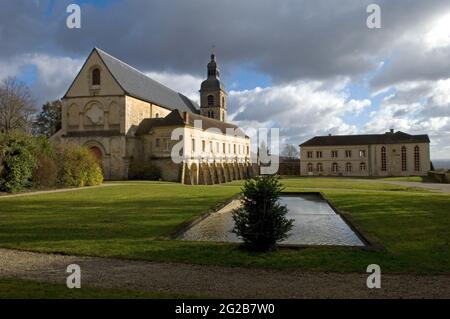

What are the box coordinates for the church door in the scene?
[88,146,103,166]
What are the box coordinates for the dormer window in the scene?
[92,68,100,86]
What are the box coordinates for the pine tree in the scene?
[232,175,293,251]
[33,100,62,137]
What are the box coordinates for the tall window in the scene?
[359,150,366,158]
[163,138,170,151]
[317,163,323,172]
[345,150,352,158]
[202,140,206,152]
[92,68,100,85]
[360,162,366,171]
[223,143,226,153]
[332,163,338,173]
[346,162,352,172]
[401,146,407,171]
[207,95,214,106]
[307,151,313,158]
[316,151,322,158]
[414,145,420,171]
[331,150,338,158]
[192,139,195,152]
[307,163,313,173]
[381,146,387,171]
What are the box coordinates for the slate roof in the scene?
[300,131,430,147]
[88,48,200,114]
[136,110,248,138]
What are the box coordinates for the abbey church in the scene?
[51,48,253,184]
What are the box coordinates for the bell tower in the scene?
[200,50,227,122]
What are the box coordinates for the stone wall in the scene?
[61,135,127,180]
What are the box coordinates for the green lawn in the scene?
[0,178,449,274]
[378,176,438,183]
[0,278,197,299]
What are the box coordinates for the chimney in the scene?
[390,129,394,134]
[328,133,332,136]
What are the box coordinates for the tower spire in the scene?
[200,49,227,122]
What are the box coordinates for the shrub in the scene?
[56,144,103,187]
[31,136,58,188]
[128,158,161,180]
[232,175,294,252]
[32,153,58,188]
[0,131,37,193]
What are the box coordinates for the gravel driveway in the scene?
[1,248,449,298]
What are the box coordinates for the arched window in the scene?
[317,163,323,172]
[210,111,215,118]
[155,112,160,118]
[207,95,214,106]
[92,68,100,85]
[401,146,407,171]
[332,162,338,173]
[222,96,225,106]
[346,162,352,172]
[360,162,366,171]
[381,146,387,171]
[307,163,313,173]
[414,145,420,171]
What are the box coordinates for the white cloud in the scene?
[228,79,369,145]
[145,71,202,103]
[0,53,83,106]
[423,11,450,51]
[365,78,450,159]
[0,56,28,82]
[28,54,83,104]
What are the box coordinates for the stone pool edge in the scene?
[162,193,243,240]
[164,191,385,252]
[280,191,385,251]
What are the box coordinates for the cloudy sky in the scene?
[1,0,450,159]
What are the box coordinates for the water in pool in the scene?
[178,194,364,246]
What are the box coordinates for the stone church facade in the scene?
[51,48,253,184]
[300,130,430,177]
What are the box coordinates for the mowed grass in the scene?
[223,177,430,191]
[0,278,198,299]
[378,176,439,183]
[0,178,449,273]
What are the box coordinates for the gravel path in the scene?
[0,184,124,199]
[1,248,448,298]
[382,181,450,193]
[352,179,450,194]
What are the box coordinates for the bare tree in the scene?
[281,144,299,160]
[0,77,36,133]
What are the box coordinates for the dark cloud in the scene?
[2,0,449,83]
